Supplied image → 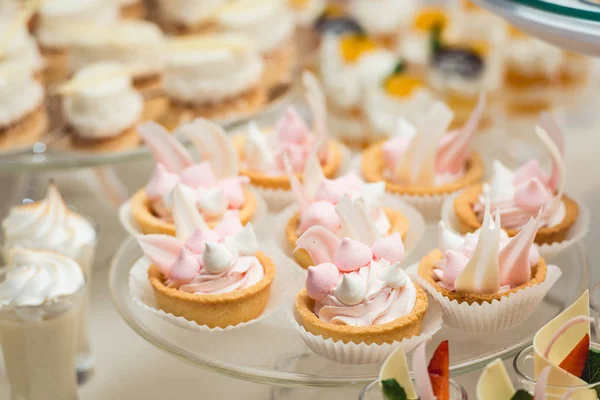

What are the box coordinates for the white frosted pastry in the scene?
[164,34,264,104]
[36,0,119,48]
[1,184,96,261]
[69,21,166,78]
[505,36,563,79]
[217,0,295,53]
[0,8,44,75]
[0,66,44,127]
[348,0,414,37]
[156,0,227,30]
[61,62,143,140]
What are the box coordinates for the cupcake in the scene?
[424,4,505,129]
[233,72,343,193]
[155,0,225,35]
[58,62,144,152]
[294,197,427,346]
[137,191,275,328]
[453,114,579,245]
[119,0,147,19]
[34,0,119,85]
[67,21,168,122]
[364,58,436,141]
[288,0,326,60]
[415,199,561,333]
[347,0,415,50]
[284,151,409,269]
[131,119,257,236]
[217,0,296,92]
[319,28,397,147]
[361,98,485,206]
[163,33,267,128]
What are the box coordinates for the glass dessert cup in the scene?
[358,378,468,400]
[0,285,85,400]
[513,343,600,396]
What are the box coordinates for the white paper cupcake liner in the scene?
[440,192,590,260]
[128,240,305,332]
[274,196,426,268]
[288,300,443,364]
[118,188,269,237]
[407,263,562,334]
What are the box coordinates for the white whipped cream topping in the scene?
[36,0,119,48]
[164,35,264,103]
[0,250,85,308]
[291,0,326,27]
[0,11,44,75]
[398,33,430,67]
[0,249,85,307]
[156,0,227,28]
[218,0,294,53]
[2,186,96,261]
[69,21,166,77]
[62,62,143,139]
[349,0,414,36]
[320,34,397,109]
[365,84,435,136]
[0,66,44,127]
[506,37,564,78]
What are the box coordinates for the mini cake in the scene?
[364,59,436,140]
[285,152,409,268]
[424,4,506,128]
[119,0,147,19]
[0,64,47,150]
[0,5,44,79]
[163,33,267,127]
[319,28,397,147]
[137,196,275,328]
[59,62,144,152]
[288,0,326,59]
[217,0,296,92]
[233,72,343,191]
[379,342,459,400]
[454,114,578,245]
[131,119,257,236]
[67,21,168,122]
[347,0,415,49]
[155,0,226,35]
[34,0,119,85]
[361,99,485,197]
[294,198,427,345]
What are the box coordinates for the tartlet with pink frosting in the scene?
[414,199,561,333]
[361,97,485,200]
[137,185,275,328]
[294,198,428,346]
[284,151,409,269]
[454,113,579,245]
[130,120,257,236]
[232,72,343,192]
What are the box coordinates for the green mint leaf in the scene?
[510,389,533,400]
[429,22,444,53]
[581,348,600,384]
[381,379,408,400]
[392,60,406,75]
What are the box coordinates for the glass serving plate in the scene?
[0,84,296,172]
[473,0,600,56]
[109,223,589,388]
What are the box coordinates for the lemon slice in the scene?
[378,348,417,400]
[476,359,515,400]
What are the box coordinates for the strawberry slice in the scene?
[428,340,450,400]
[559,334,590,378]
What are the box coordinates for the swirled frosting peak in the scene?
[433,200,540,294]
[0,249,85,307]
[2,184,96,260]
[297,219,415,326]
[139,119,248,222]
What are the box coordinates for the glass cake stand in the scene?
[473,0,600,55]
[109,225,590,389]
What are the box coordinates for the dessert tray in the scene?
[109,219,589,388]
[473,0,600,55]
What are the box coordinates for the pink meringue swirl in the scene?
[297,230,416,327]
[137,215,264,295]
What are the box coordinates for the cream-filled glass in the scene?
[0,249,86,400]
